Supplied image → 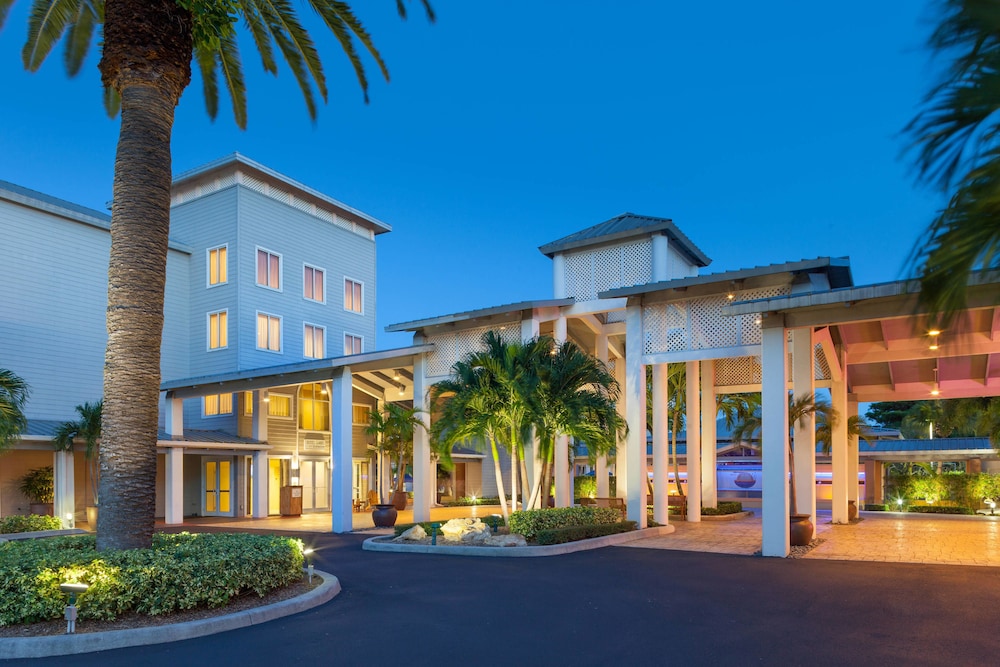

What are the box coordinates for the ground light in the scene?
[60,582,89,634]
[303,548,315,583]
[896,498,904,510]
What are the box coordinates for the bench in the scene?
[646,494,688,518]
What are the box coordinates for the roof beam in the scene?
[353,375,386,400]
[815,327,842,382]
[577,314,604,335]
[992,307,1000,342]
[846,332,998,364]
[562,297,627,317]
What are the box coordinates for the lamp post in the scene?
[60,582,89,634]
[303,548,315,583]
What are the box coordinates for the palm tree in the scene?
[53,400,103,506]
[0,368,31,453]
[905,0,1000,326]
[365,402,425,505]
[0,0,431,550]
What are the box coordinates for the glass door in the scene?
[301,459,330,511]
[268,458,285,515]
[203,457,233,516]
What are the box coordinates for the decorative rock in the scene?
[462,528,492,544]
[440,518,490,542]
[485,534,527,547]
[395,524,427,541]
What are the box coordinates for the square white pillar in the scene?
[761,322,790,557]
[165,446,184,524]
[701,360,718,509]
[791,328,816,529]
[595,332,610,498]
[652,364,669,525]
[331,366,354,533]
[614,350,628,501]
[252,449,269,518]
[831,376,849,524]
[53,450,75,528]
[252,390,268,442]
[685,361,701,523]
[412,353,432,522]
[625,304,646,527]
[165,392,183,438]
[848,399,860,507]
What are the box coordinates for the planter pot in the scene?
[789,513,814,547]
[848,500,858,521]
[372,504,398,528]
[29,503,53,516]
[391,490,409,511]
[86,505,98,528]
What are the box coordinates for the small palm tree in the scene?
[53,400,103,505]
[365,402,425,505]
[0,369,30,453]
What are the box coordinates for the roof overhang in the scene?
[385,299,574,334]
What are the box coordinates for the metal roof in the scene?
[538,212,711,266]
[860,437,993,453]
[385,299,574,333]
[600,257,854,299]
[171,153,392,235]
[157,429,263,445]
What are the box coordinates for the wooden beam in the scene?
[846,332,997,364]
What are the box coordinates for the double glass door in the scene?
[203,458,233,516]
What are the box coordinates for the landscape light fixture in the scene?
[60,582,89,634]
[303,548,315,582]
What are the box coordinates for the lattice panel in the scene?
[426,334,457,377]
[425,325,520,378]
[688,296,740,350]
[564,251,596,300]
[715,355,761,387]
[622,240,653,287]
[606,310,626,323]
[737,285,790,346]
[814,343,831,381]
[643,302,687,353]
[562,239,653,300]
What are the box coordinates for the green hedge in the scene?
[574,475,617,500]
[906,505,976,515]
[536,521,637,546]
[864,504,887,511]
[393,516,506,537]
[508,507,622,541]
[702,502,743,516]
[442,496,501,507]
[0,532,303,626]
[0,514,64,534]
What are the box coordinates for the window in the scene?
[304,323,325,359]
[256,248,281,290]
[208,245,227,286]
[352,404,371,425]
[257,312,282,352]
[204,393,233,417]
[304,265,325,303]
[344,333,363,356]
[299,383,330,431]
[207,310,228,350]
[344,278,363,314]
[243,392,292,418]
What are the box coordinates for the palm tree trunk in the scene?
[510,443,518,511]
[519,445,532,510]
[490,438,508,521]
[671,423,683,495]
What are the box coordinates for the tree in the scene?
[0,0,431,550]
[905,0,1000,325]
[865,401,917,430]
[0,368,31,453]
[365,402,425,501]
[53,400,103,504]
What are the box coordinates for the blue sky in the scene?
[1,1,945,349]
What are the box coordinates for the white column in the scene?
[553,316,571,507]
[701,360,717,509]
[651,233,669,282]
[522,316,541,506]
[625,303,647,527]
[412,353,433,522]
[831,375,849,524]
[252,389,268,442]
[614,350,628,500]
[761,321,790,557]
[552,253,567,298]
[652,364,669,525]
[53,449,75,528]
[848,398,860,509]
[252,448,268,518]
[165,445,184,525]
[685,361,701,522]
[791,328,816,530]
[165,392,184,438]
[595,332,610,498]
[331,366,354,533]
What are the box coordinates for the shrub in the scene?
[864,504,886,511]
[536,521,637,546]
[906,505,975,515]
[508,506,621,541]
[443,496,501,507]
[0,532,303,626]
[702,502,743,516]
[0,514,64,534]
[393,515,506,537]
[574,475,617,501]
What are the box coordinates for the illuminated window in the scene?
[208,245,227,286]
[204,393,233,416]
[208,310,228,350]
[344,278,363,314]
[244,392,292,418]
[256,248,281,290]
[299,383,330,431]
[257,312,282,352]
[304,265,325,303]
[304,323,325,359]
[353,404,371,425]
[344,333,363,356]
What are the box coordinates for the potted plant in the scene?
[365,402,425,523]
[19,466,54,515]
[53,400,102,527]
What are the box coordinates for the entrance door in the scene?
[268,459,285,515]
[353,460,369,506]
[300,459,330,511]
[203,458,233,516]
[455,462,467,499]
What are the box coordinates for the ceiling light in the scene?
[393,369,401,381]
[929,343,939,351]
[398,384,405,396]
[928,329,942,337]
[727,293,735,301]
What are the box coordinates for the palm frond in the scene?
[23,0,80,71]
[102,80,120,118]
[395,0,435,22]
[0,0,17,32]
[63,0,99,76]
[238,0,278,75]
[195,30,248,128]
[248,0,326,118]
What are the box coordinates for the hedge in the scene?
[906,505,976,515]
[864,504,887,511]
[442,496,501,507]
[574,475,617,500]
[508,507,622,541]
[536,521,637,546]
[393,515,506,537]
[0,532,303,626]
[702,502,743,516]
[0,514,64,534]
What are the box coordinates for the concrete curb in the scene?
[363,525,675,557]
[0,570,340,659]
[701,511,754,522]
[0,529,88,543]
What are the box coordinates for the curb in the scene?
[701,511,754,522]
[0,570,340,659]
[362,525,675,557]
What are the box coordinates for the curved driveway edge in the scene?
[0,570,340,660]
[363,525,675,557]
